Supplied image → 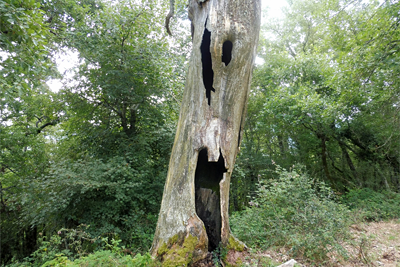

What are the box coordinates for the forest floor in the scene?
[191,220,400,266]
[236,220,400,267]
[342,220,400,267]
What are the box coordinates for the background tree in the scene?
[230,0,400,206]
[1,0,187,264]
[1,0,62,262]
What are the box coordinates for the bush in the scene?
[230,165,351,263]
[5,231,156,267]
[13,251,155,267]
[342,188,400,221]
[71,251,154,267]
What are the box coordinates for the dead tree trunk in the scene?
[151,0,260,265]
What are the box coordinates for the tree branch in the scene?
[165,0,175,35]
[36,119,59,134]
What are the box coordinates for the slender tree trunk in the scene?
[151,0,260,265]
[374,164,391,191]
[318,133,333,185]
[339,141,359,185]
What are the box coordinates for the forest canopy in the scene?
[1,0,399,266]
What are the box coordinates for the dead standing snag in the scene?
[152,0,261,264]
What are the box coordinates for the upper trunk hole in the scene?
[200,19,215,106]
[222,40,233,66]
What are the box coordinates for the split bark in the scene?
[151,0,261,264]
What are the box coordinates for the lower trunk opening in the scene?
[195,148,227,251]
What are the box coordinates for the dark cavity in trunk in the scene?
[200,18,215,106]
[222,40,233,66]
[195,148,227,251]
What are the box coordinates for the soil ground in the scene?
[342,220,400,267]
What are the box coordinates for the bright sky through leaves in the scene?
[46,1,288,92]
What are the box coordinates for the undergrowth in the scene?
[5,226,157,267]
[7,166,400,266]
[230,165,351,264]
[342,188,400,221]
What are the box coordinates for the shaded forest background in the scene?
[1,0,399,265]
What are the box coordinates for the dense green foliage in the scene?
[230,0,400,211]
[231,165,351,263]
[1,0,399,265]
[342,188,400,221]
[5,229,155,266]
[1,0,187,264]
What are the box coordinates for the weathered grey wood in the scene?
[151,0,260,264]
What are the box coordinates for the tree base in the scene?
[154,216,208,266]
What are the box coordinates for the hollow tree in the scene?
[151,0,260,264]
